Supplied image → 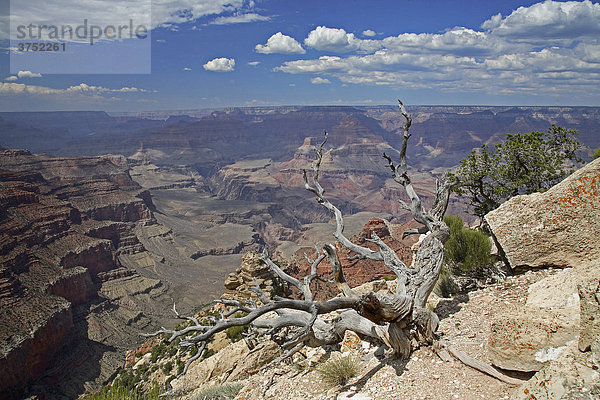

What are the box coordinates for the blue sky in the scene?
[1,0,599,111]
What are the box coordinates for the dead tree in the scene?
[146,100,522,385]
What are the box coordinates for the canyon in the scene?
[0,105,599,398]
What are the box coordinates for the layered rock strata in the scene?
[0,151,172,398]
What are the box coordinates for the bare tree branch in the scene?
[303,133,383,261]
[145,100,463,386]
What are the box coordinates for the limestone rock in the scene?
[489,311,577,372]
[579,276,600,352]
[340,330,362,355]
[220,251,278,305]
[173,339,280,392]
[485,157,600,269]
[488,268,581,372]
[488,262,600,373]
[227,340,280,382]
[511,341,600,400]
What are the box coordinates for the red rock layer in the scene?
[288,218,419,300]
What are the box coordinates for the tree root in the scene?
[436,341,526,385]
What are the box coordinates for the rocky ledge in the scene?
[0,150,173,399]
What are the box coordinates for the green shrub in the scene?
[202,348,215,359]
[433,265,459,298]
[317,355,359,387]
[443,215,492,274]
[149,342,167,363]
[191,382,243,400]
[592,147,600,159]
[165,375,176,389]
[225,325,246,341]
[161,361,173,374]
[176,360,185,376]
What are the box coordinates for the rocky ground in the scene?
[217,269,552,400]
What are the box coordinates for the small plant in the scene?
[161,361,173,374]
[165,375,176,389]
[225,325,246,341]
[201,348,215,359]
[191,382,243,400]
[176,360,185,376]
[317,355,359,387]
[443,215,491,274]
[433,264,459,298]
[149,341,168,363]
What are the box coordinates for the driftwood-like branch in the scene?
[323,244,359,299]
[383,100,450,245]
[444,344,526,385]
[302,100,451,352]
[145,100,513,389]
[302,133,383,262]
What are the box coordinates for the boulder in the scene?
[172,339,280,392]
[578,276,600,353]
[485,158,600,269]
[511,341,600,400]
[488,268,581,372]
[488,310,577,372]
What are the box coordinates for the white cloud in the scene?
[304,26,381,53]
[362,29,376,37]
[183,67,192,71]
[210,13,270,25]
[5,76,18,81]
[0,82,153,96]
[0,82,63,95]
[203,57,235,72]
[248,61,260,66]
[482,0,600,39]
[156,39,166,43]
[311,77,331,84]
[65,83,153,93]
[381,27,507,56]
[273,1,600,100]
[17,71,42,78]
[255,32,305,54]
[4,0,264,43]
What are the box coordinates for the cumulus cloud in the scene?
[362,29,376,37]
[311,77,331,84]
[65,83,153,93]
[248,61,260,66]
[304,26,381,53]
[203,57,235,72]
[211,13,270,25]
[255,32,305,54]
[6,0,265,43]
[4,76,18,81]
[273,1,600,100]
[183,67,192,71]
[0,82,153,96]
[482,0,600,39]
[381,27,508,56]
[17,71,42,78]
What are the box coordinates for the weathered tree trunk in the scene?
[146,100,452,375]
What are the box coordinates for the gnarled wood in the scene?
[146,100,472,388]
